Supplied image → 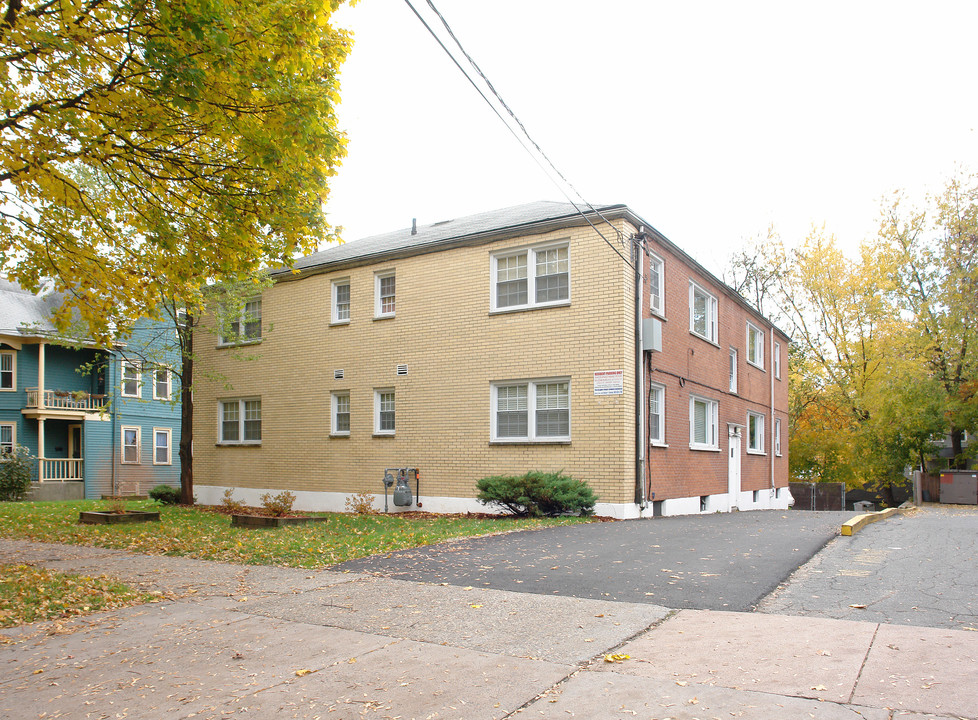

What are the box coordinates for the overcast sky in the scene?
[326,1,978,275]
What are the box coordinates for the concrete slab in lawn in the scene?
[245,575,671,665]
[852,623,978,719]
[599,609,878,704]
[510,671,893,720]
[211,638,573,720]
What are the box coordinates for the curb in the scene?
[840,506,907,536]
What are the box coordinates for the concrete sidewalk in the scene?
[1,539,975,719]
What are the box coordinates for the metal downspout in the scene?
[111,353,118,497]
[634,234,647,510]
[770,331,776,493]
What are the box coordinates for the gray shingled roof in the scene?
[276,201,624,275]
[0,279,62,337]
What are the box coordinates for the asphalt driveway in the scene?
[332,510,852,611]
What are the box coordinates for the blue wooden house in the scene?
[0,280,181,500]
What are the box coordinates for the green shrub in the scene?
[149,484,181,505]
[476,471,596,517]
[260,490,297,517]
[0,446,33,501]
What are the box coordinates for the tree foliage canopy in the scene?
[1,0,352,343]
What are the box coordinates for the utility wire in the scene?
[401,0,634,269]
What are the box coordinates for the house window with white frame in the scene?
[332,279,351,323]
[649,252,664,316]
[775,417,782,456]
[153,428,171,465]
[492,379,570,442]
[332,392,350,435]
[747,322,764,368]
[774,341,782,379]
[747,411,765,453]
[219,398,261,444]
[649,383,665,445]
[375,389,395,434]
[121,426,140,463]
[689,395,719,450]
[121,360,141,398]
[729,348,738,393]
[0,351,14,390]
[689,282,717,343]
[492,242,570,311]
[0,423,14,455]
[153,367,171,400]
[375,272,395,318]
[219,297,262,345]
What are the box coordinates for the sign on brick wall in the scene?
[593,370,623,395]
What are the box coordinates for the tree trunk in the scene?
[179,327,194,504]
[950,427,966,469]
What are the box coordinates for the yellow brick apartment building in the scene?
[193,202,791,517]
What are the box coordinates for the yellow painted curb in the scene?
[841,507,904,536]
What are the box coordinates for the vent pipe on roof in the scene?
[411,218,417,235]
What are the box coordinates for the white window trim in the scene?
[649,382,666,446]
[152,427,172,465]
[153,367,171,401]
[648,252,665,318]
[374,271,395,319]
[331,278,351,325]
[0,422,16,455]
[490,377,571,443]
[689,281,718,344]
[0,351,15,392]
[121,360,141,398]
[374,388,395,435]
[331,391,351,436]
[729,347,738,394]
[218,397,262,445]
[747,322,765,369]
[689,395,720,451]
[121,425,141,464]
[775,417,782,457]
[774,341,782,379]
[747,411,766,454]
[490,241,571,313]
[218,297,262,346]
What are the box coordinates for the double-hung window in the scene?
[0,351,14,390]
[649,253,664,316]
[689,395,719,450]
[153,368,171,401]
[375,272,395,318]
[121,361,141,398]
[0,423,14,455]
[375,389,395,434]
[747,322,764,368]
[774,341,782,379]
[649,383,665,445]
[492,379,570,442]
[332,279,351,323]
[492,243,570,311]
[729,348,738,393]
[774,418,782,456]
[220,398,261,444]
[689,282,717,343]
[121,426,140,463]
[220,298,262,345]
[332,392,350,435]
[153,428,171,465]
[747,411,765,454]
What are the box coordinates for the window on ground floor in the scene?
[747,411,765,454]
[689,395,719,450]
[220,398,262,444]
[492,378,570,442]
[332,392,350,435]
[122,426,140,463]
[375,389,395,435]
[649,382,665,445]
[0,423,14,455]
[154,428,172,465]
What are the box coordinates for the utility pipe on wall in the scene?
[633,231,647,509]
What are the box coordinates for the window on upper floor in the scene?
[0,351,15,391]
[774,341,782,379]
[374,389,395,435]
[332,279,351,324]
[153,367,171,401]
[374,271,396,318]
[492,242,570,312]
[492,378,570,442]
[649,383,665,445]
[747,322,764,369]
[729,347,738,393]
[153,428,172,465]
[219,298,262,346]
[332,391,350,435]
[220,398,261,444]
[689,281,717,343]
[649,252,664,316]
[0,423,14,455]
[121,426,140,463]
[121,360,141,398]
[747,411,765,454]
[689,395,719,450]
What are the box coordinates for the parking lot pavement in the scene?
[756,504,978,630]
[333,510,853,611]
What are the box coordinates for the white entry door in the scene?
[727,427,742,511]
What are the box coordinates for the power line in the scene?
[400,0,634,269]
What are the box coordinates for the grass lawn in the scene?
[0,499,595,568]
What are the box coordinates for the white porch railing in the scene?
[25,388,107,412]
[39,458,84,482]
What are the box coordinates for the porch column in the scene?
[37,342,46,408]
[37,418,45,482]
